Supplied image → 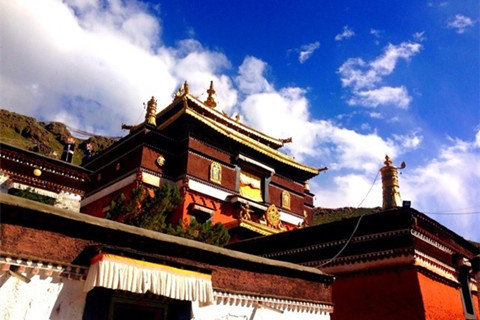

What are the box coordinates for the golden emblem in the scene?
[156,155,166,167]
[281,190,291,209]
[209,162,222,184]
[265,204,281,229]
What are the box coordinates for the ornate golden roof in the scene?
[155,82,323,175]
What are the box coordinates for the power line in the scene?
[318,169,381,267]
[425,211,480,215]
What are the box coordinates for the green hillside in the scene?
[0,109,116,166]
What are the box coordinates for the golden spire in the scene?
[380,155,405,210]
[184,81,189,94]
[204,81,217,108]
[145,96,157,126]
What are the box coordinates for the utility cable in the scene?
[318,169,380,267]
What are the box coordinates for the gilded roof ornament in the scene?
[380,155,406,210]
[174,81,190,98]
[384,155,392,166]
[204,81,217,108]
[145,96,157,126]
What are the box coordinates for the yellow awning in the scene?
[84,253,214,304]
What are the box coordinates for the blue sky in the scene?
[1,0,479,241]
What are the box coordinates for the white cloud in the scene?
[298,41,320,63]
[370,29,380,37]
[235,56,273,95]
[369,112,383,119]
[370,28,381,45]
[314,129,480,241]
[447,14,475,34]
[338,42,421,108]
[412,31,426,42]
[0,0,238,134]
[402,130,480,240]
[235,57,400,166]
[393,131,423,149]
[335,26,355,41]
[3,0,478,243]
[347,86,412,108]
[370,43,422,76]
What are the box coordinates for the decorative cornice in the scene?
[2,169,85,196]
[411,229,454,254]
[0,152,88,181]
[0,143,90,176]
[262,229,411,259]
[303,247,413,268]
[414,249,458,283]
[212,290,333,314]
[0,255,88,280]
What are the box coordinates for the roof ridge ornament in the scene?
[204,81,217,108]
[174,81,189,98]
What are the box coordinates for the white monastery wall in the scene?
[0,272,86,320]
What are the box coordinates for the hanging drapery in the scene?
[239,171,263,202]
[84,253,214,304]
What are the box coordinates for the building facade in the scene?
[228,157,480,320]
[81,82,325,240]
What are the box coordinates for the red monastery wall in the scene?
[417,271,478,320]
[1,224,95,262]
[82,183,137,218]
[140,146,164,173]
[271,175,304,194]
[331,264,479,320]
[331,266,425,320]
[186,152,236,190]
[175,190,236,226]
[269,184,304,215]
[1,211,330,304]
[188,138,232,164]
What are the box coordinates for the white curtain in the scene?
[84,253,214,304]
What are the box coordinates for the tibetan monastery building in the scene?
[0,81,333,320]
[228,157,480,320]
[81,81,326,240]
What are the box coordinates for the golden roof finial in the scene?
[184,81,189,94]
[204,81,217,108]
[380,155,405,210]
[384,155,392,166]
[145,96,157,126]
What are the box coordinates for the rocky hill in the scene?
[0,109,116,166]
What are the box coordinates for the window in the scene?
[239,170,263,202]
[456,256,477,320]
[235,154,274,203]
